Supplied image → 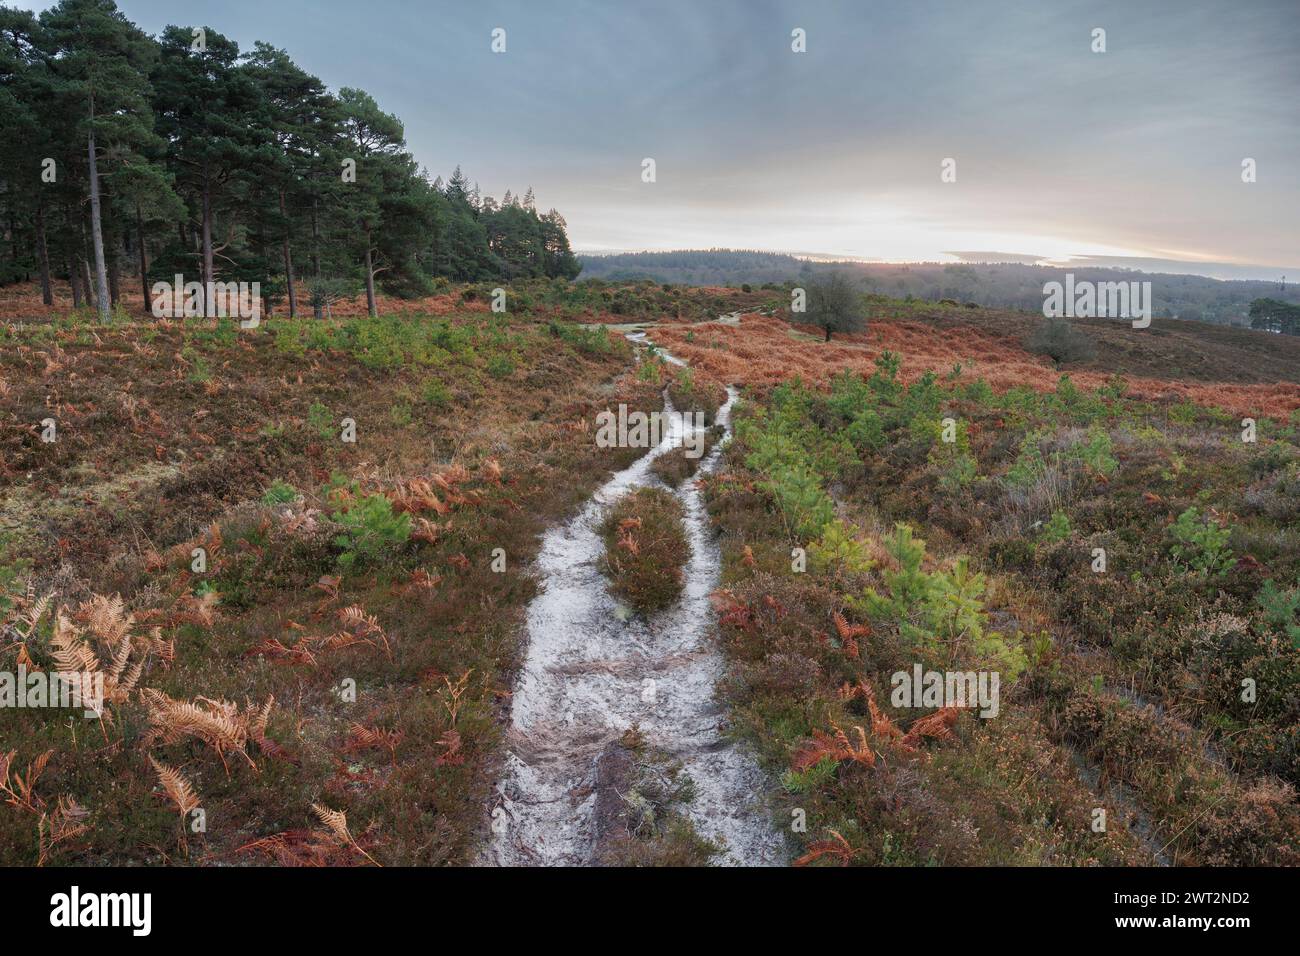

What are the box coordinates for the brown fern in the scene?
[791,721,875,772]
[148,756,200,818]
[38,796,90,866]
[141,689,254,772]
[346,722,404,760]
[793,829,857,867]
[311,803,381,866]
[900,706,960,751]
[0,749,52,812]
[832,611,869,660]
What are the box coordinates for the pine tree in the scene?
[41,0,159,322]
[151,23,263,315]
[0,0,585,314]
[243,43,336,317]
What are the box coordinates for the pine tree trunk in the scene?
[363,229,377,318]
[137,205,151,315]
[280,188,297,318]
[105,193,120,307]
[201,167,214,317]
[34,200,53,306]
[68,257,82,308]
[824,326,831,342]
[86,124,111,323]
[107,235,120,307]
[311,197,323,319]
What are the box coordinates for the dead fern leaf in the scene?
[141,689,253,772]
[38,795,90,866]
[149,756,200,819]
[311,803,352,843]
[346,723,404,758]
[793,829,856,867]
[791,721,875,772]
[900,706,960,751]
[0,749,52,812]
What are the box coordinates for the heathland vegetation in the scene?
[1,276,1298,866]
[652,304,1300,865]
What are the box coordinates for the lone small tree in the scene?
[806,272,865,341]
[1027,315,1096,366]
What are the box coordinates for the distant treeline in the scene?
[579,250,1300,327]
[0,0,580,320]
[578,249,807,286]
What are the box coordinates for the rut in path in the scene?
[484,347,783,866]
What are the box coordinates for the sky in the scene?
[8,0,1299,278]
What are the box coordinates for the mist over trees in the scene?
[0,0,580,320]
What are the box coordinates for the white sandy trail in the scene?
[483,338,783,866]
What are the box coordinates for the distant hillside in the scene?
[578,249,805,286]
[578,250,1300,327]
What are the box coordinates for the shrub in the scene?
[390,402,413,427]
[421,378,452,408]
[548,320,612,354]
[308,401,334,439]
[964,378,996,406]
[1041,510,1071,542]
[273,319,307,356]
[331,491,412,571]
[808,519,874,576]
[1256,579,1300,648]
[1027,316,1097,365]
[846,409,886,451]
[736,383,844,541]
[1071,426,1118,475]
[486,354,516,379]
[859,524,933,629]
[1005,432,1047,488]
[858,524,1026,676]
[927,417,977,490]
[600,487,690,612]
[761,462,834,542]
[262,480,298,505]
[1169,507,1234,577]
[827,370,871,421]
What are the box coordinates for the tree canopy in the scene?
[1250,298,1300,336]
[805,271,866,341]
[0,0,581,320]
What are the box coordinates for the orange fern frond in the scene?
[793,829,856,867]
[900,706,960,751]
[149,756,200,818]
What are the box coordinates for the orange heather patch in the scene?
[649,314,1300,418]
